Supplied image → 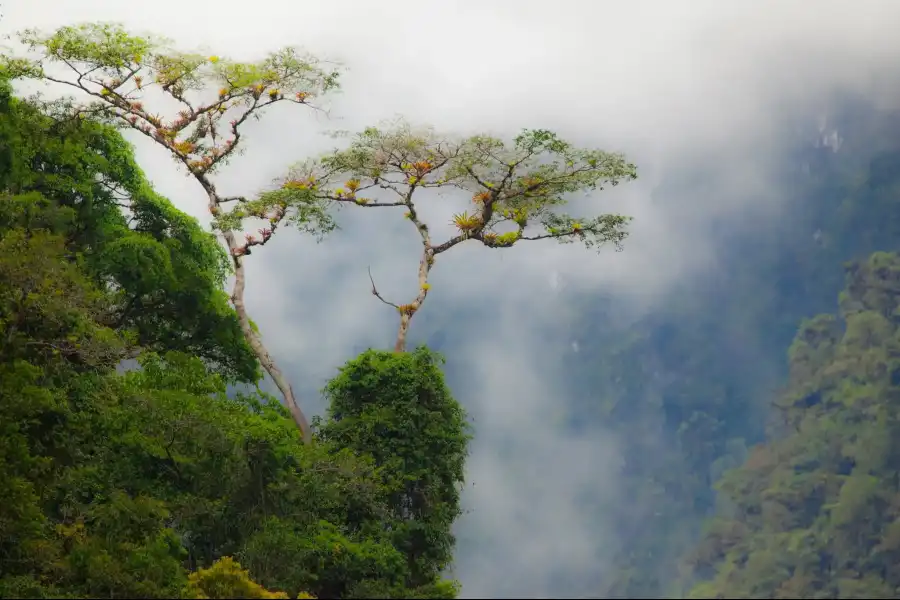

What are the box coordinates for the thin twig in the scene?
[367,266,400,309]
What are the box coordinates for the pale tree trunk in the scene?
[394,313,411,352]
[393,249,434,353]
[205,188,312,444]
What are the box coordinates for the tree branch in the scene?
[367,266,400,310]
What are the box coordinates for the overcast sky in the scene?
[6,1,900,597]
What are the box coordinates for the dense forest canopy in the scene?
[4,10,900,600]
[685,251,900,598]
[0,74,469,598]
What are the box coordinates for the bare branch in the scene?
[367,266,400,310]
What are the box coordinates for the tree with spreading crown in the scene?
[4,22,341,443]
[252,120,637,351]
[5,24,637,441]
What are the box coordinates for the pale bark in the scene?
[392,246,435,353]
[203,186,313,444]
[394,314,411,353]
[30,50,319,444]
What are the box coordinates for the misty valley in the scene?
[4,8,900,600]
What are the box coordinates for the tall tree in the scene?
[256,121,636,351]
[5,25,637,442]
[5,23,340,442]
[0,76,257,381]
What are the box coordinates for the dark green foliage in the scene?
[685,252,900,598]
[0,224,125,372]
[318,348,471,589]
[0,78,258,382]
[0,207,458,599]
[0,87,464,598]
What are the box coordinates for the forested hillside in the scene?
[555,97,900,597]
[686,251,900,598]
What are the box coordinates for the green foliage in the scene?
[279,119,635,252]
[318,348,471,587]
[183,556,290,599]
[33,23,157,69]
[0,226,125,370]
[13,22,339,105]
[685,252,900,598]
[0,88,464,599]
[0,268,459,597]
[0,78,258,381]
[239,518,407,599]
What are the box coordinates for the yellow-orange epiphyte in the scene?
[451,211,481,231]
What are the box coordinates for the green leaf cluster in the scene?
[282,119,635,251]
[0,76,257,382]
[318,348,471,589]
